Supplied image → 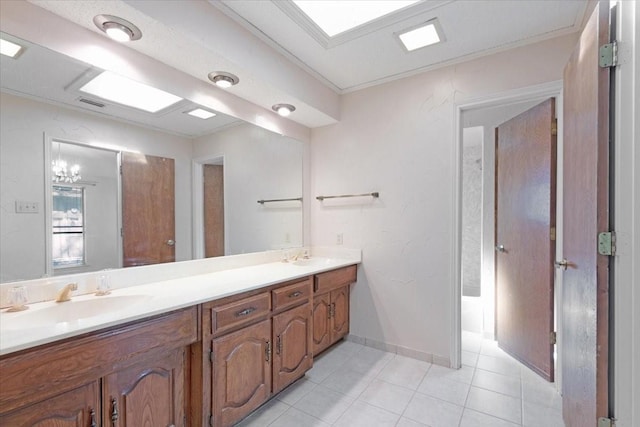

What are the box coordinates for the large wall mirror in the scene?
[0,33,304,283]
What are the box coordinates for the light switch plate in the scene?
[15,201,39,213]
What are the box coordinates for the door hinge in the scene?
[599,41,618,68]
[598,416,616,427]
[551,119,558,136]
[550,331,557,345]
[119,164,123,174]
[209,414,214,427]
[209,350,214,363]
[550,227,556,241]
[598,231,617,256]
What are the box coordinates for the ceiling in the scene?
[13,1,590,130]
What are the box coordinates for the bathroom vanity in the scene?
[0,259,358,427]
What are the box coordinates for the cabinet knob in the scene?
[111,398,119,425]
[90,408,97,427]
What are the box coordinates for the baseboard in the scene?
[346,334,451,368]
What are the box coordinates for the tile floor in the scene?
[237,331,565,427]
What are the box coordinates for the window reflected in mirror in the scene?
[52,185,85,269]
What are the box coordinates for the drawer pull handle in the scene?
[288,291,302,298]
[236,307,256,317]
[111,398,119,425]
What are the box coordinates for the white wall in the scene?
[0,93,193,282]
[310,33,578,363]
[192,123,304,255]
[461,127,483,298]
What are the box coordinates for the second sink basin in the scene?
[2,295,151,330]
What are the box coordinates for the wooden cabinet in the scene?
[104,348,186,427]
[204,277,314,427]
[313,265,356,355]
[211,319,271,427]
[272,303,313,394]
[0,382,99,427]
[0,307,197,427]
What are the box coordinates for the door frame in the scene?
[192,156,226,259]
[452,81,563,381]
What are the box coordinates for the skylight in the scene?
[292,0,419,37]
[79,71,182,113]
[398,20,444,51]
[0,38,23,58]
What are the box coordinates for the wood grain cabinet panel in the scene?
[103,348,185,427]
[330,286,350,341]
[314,265,356,294]
[0,382,99,427]
[272,303,312,394]
[272,278,312,312]
[312,292,332,355]
[211,319,271,427]
[211,292,271,336]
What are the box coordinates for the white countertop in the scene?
[0,257,358,356]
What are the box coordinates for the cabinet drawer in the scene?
[211,292,271,335]
[272,278,312,312]
[314,265,357,294]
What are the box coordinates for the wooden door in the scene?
[312,293,331,355]
[330,287,350,342]
[122,152,175,267]
[203,164,224,258]
[272,303,313,394]
[103,349,185,427]
[495,98,557,380]
[561,2,611,425]
[212,319,271,427]
[0,382,99,427]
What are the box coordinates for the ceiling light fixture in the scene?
[272,104,296,117]
[93,15,142,42]
[208,72,239,88]
[186,108,217,120]
[0,38,23,58]
[397,19,444,52]
[79,71,183,113]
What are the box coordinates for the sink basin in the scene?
[1,295,151,330]
[291,257,331,267]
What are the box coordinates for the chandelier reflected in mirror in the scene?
[52,142,81,183]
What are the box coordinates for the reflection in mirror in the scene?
[0,33,303,284]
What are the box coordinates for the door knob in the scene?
[166,239,175,246]
[495,244,506,253]
[555,259,569,270]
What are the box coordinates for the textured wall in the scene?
[461,129,483,297]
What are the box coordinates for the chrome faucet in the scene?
[55,283,78,303]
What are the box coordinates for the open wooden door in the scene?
[560,1,611,425]
[495,98,557,381]
[203,164,224,258]
[122,152,175,267]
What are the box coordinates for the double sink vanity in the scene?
[0,251,359,426]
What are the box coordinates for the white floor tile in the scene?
[293,385,353,424]
[403,392,464,427]
[375,354,431,390]
[306,350,350,383]
[479,341,512,359]
[426,363,476,384]
[462,331,483,353]
[236,399,289,427]
[332,339,365,356]
[269,407,330,427]
[342,346,394,376]
[321,367,375,398]
[357,378,414,414]
[465,386,522,424]
[333,400,399,427]
[417,374,471,406]
[459,408,520,427]
[395,417,429,427]
[276,377,318,405]
[472,368,521,398]
[522,401,565,427]
[462,350,479,367]
[477,354,521,377]
[521,377,562,410]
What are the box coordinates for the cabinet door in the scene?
[312,293,331,355]
[331,286,350,342]
[0,382,99,427]
[273,303,312,394]
[212,319,271,427]
[103,348,185,427]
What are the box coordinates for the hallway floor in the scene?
[237,331,565,427]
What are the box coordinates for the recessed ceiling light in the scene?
[0,38,23,58]
[208,72,239,88]
[397,19,444,52]
[79,71,182,113]
[186,108,217,120]
[272,104,296,117]
[293,0,419,37]
[93,15,142,42]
